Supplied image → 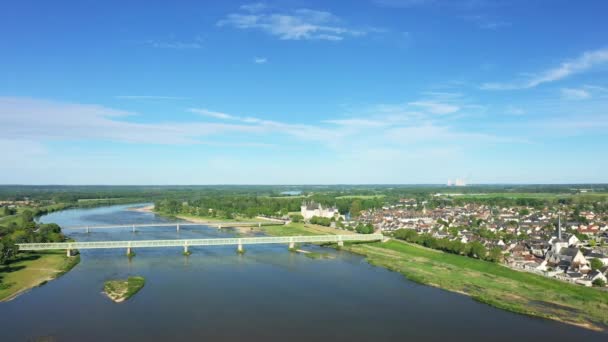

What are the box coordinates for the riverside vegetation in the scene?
[0,204,81,301]
[250,223,608,332]
[103,276,146,303]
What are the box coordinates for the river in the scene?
[1,204,605,341]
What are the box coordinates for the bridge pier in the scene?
[66,249,72,257]
[177,224,180,232]
[258,222,261,228]
[86,226,90,234]
[288,237,295,251]
[337,236,344,248]
[183,244,190,255]
[237,239,244,254]
[132,225,136,233]
[218,224,222,229]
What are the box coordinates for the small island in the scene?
[103,276,145,303]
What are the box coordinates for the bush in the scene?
[310,216,332,226]
[590,258,604,271]
[289,214,304,223]
[592,278,606,287]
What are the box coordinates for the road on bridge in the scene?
[17,234,384,256]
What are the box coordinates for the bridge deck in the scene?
[63,221,275,230]
[17,234,383,251]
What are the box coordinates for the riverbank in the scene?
[127,204,154,213]
[344,240,608,332]
[103,276,145,303]
[148,211,608,332]
[254,221,608,332]
[0,251,80,302]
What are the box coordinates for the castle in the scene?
[300,201,340,220]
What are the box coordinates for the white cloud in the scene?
[482,48,608,90]
[372,0,435,7]
[145,38,203,49]
[217,7,366,41]
[464,15,511,30]
[254,57,268,64]
[505,106,525,115]
[561,88,591,100]
[323,118,387,127]
[115,95,187,100]
[408,101,460,114]
[190,108,239,120]
[0,97,263,145]
[240,2,267,12]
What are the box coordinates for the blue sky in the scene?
[1,0,607,184]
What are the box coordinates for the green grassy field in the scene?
[257,222,354,236]
[452,192,608,200]
[0,251,80,301]
[346,240,608,331]
[335,195,386,199]
[173,213,243,222]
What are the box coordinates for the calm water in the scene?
[1,204,605,341]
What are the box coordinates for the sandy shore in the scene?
[127,205,154,213]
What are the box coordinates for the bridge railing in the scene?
[17,234,384,251]
[62,221,277,230]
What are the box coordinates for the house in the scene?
[587,270,607,284]
[546,247,588,269]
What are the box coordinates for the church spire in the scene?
[558,215,562,240]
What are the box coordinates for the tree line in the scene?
[0,207,69,266]
[392,229,503,263]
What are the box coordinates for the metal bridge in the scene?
[62,221,277,233]
[17,234,384,256]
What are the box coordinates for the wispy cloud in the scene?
[189,108,263,123]
[254,57,268,64]
[115,95,188,100]
[464,15,511,30]
[240,2,267,12]
[323,118,388,127]
[1,96,523,163]
[408,101,460,114]
[217,6,366,41]
[0,98,262,145]
[561,87,591,100]
[505,106,525,116]
[372,0,435,8]
[145,37,203,49]
[482,47,608,90]
[190,108,238,120]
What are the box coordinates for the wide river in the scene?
[2,204,606,341]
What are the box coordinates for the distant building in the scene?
[447,178,467,186]
[300,201,340,220]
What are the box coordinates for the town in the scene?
[354,197,608,287]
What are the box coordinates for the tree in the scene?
[289,214,304,223]
[0,237,16,265]
[590,258,604,271]
[355,223,374,234]
[486,247,503,263]
[393,229,417,242]
[467,241,487,259]
[592,278,606,287]
[349,200,362,217]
